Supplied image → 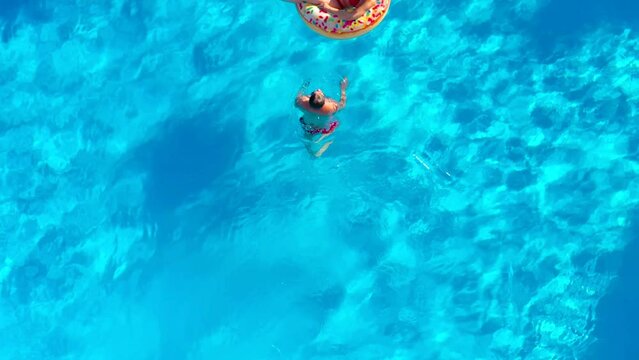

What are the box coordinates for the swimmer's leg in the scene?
[302,133,317,156]
[304,140,315,156]
[314,141,334,158]
[315,133,330,144]
[301,131,334,158]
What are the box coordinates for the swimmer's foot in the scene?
[314,141,333,158]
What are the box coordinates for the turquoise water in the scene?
[1,0,638,359]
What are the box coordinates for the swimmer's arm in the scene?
[335,89,346,110]
[295,95,308,109]
[334,77,348,111]
[295,79,310,108]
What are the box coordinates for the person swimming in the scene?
[295,77,348,157]
[282,0,378,20]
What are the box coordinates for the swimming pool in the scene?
[0,0,637,358]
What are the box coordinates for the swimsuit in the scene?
[338,0,360,8]
[299,117,339,135]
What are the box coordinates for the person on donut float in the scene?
[283,0,379,21]
[283,0,391,40]
[283,0,390,39]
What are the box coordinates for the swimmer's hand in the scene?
[298,79,310,96]
[340,77,348,90]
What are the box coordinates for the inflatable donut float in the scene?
[295,0,391,39]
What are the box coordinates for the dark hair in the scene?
[309,91,325,109]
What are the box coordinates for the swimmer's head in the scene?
[309,90,325,109]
